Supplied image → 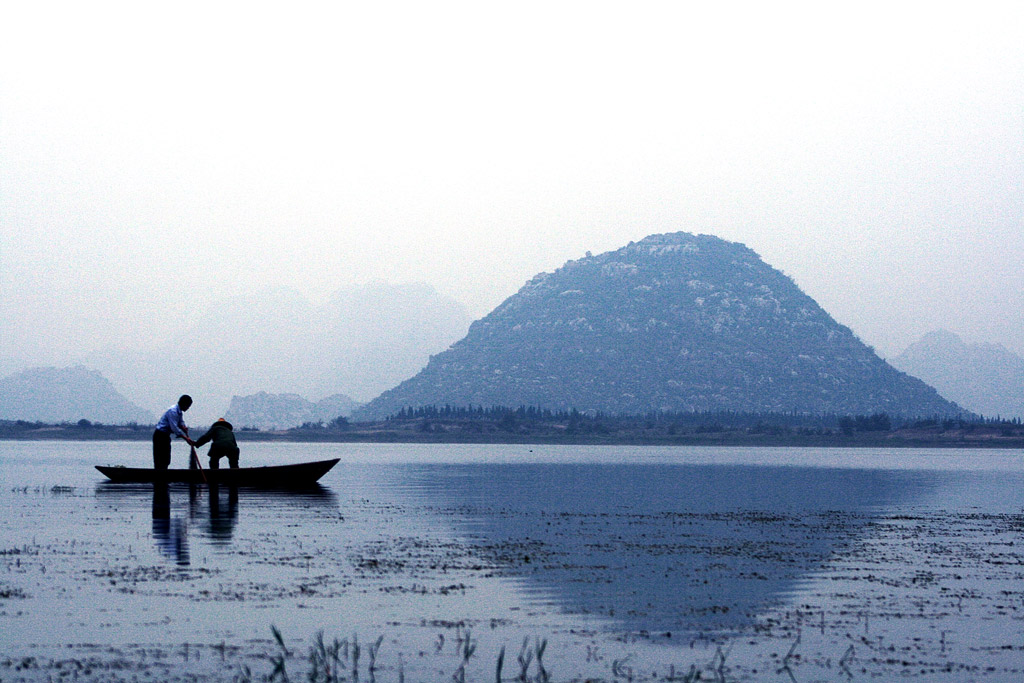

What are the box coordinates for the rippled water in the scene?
[1,441,1023,681]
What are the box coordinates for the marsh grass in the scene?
[256,628,564,683]
[239,626,816,682]
[0,629,863,683]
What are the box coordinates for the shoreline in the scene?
[3,423,1023,449]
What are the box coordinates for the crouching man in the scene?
[193,418,240,469]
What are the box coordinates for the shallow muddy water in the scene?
[1,441,1023,681]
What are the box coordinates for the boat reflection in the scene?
[96,482,337,566]
[401,462,935,635]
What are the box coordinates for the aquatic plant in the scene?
[516,637,533,681]
[535,638,549,683]
[709,645,730,682]
[308,631,344,682]
[839,644,855,679]
[776,630,801,683]
[351,634,360,679]
[270,625,291,682]
[451,629,476,683]
[368,634,385,674]
[611,653,633,681]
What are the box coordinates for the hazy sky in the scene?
[2,1,1023,373]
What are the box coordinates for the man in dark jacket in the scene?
[193,418,240,469]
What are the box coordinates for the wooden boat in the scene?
[95,458,340,487]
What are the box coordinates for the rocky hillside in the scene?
[890,331,1024,420]
[358,232,964,419]
[224,391,360,430]
[0,365,154,424]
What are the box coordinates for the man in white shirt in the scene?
[153,395,196,470]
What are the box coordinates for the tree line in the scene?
[383,404,1015,434]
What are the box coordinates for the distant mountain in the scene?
[0,365,154,424]
[223,391,360,430]
[357,232,964,419]
[890,331,1024,419]
[78,282,472,423]
[308,393,362,423]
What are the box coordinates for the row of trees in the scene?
[383,405,1003,435]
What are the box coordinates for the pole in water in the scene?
[191,445,207,483]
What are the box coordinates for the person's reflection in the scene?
[187,483,201,522]
[143,484,335,565]
[207,484,238,544]
[151,483,190,566]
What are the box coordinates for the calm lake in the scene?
[2,441,1023,681]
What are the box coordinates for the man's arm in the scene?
[193,427,215,448]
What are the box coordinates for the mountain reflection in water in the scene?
[400,463,932,634]
[95,483,337,566]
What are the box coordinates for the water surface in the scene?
[1,441,1023,681]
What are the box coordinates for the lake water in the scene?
[2,441,1023,681]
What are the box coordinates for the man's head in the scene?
[178,395,193,411]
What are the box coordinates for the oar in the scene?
[191,445,208,483]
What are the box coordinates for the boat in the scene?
[95,458,340,487]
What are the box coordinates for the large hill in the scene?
[890,330,1024,420]
[0,365,154,424]
[358,232,963,419]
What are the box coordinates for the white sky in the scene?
[2,0,1023,369]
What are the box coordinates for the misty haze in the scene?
[1,3,1023,681]
[2,282,472,424]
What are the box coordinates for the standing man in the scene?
[153,394,195,470]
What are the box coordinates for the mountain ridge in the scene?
[72,282,472,423]
[890,330,1024,419]
[223,391,361,430]
[0,365,154,424]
